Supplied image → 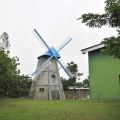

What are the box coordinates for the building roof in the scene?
[81,43,104,54]
[69,86,90,90]
[38,47,61,59]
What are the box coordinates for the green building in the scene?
[81,44,120,100]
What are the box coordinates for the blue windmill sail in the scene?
[57,36,72,52]
[56,58,74,79]
[32,57,52,79]
[31,29,74,79]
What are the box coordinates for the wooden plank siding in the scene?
[89,49,120,99]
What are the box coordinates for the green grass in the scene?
[0,98,120,120]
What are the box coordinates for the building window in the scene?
[40,88,44,92]
[51,74,56,78]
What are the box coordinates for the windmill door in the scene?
[51,90,60,100]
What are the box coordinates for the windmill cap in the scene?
[38,47,61,59]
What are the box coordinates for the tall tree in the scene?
[0,32,32,98]
[78,0,120,58]
[0,32,10,50]
[62,61,83,91]
[67,61,83,84]
[0,50,20,97]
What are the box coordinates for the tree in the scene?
[0,32,32,98]
[83,78,89,88]
[67,61,83,83]
[8,74,32,98]
[0,32,10,50]
[62,61,83,91]
[75,82,84,87]
[17,75,32,97]
[78,0,120,58]
[0,50,20,97]
[61,77,68,91]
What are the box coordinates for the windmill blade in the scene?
[33,29,52,52]
[33,61,51,80]
[55,58,74,79]
[31,55,54,77]
[57,36,72,52]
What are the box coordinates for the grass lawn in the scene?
[0,98,120,120]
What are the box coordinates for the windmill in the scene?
[29,29,74,100]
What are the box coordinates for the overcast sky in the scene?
[0,0,117,80]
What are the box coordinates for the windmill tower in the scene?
[29,29,74,100]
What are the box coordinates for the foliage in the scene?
[0,32,10,50]
[78,0,120,58]
[8,75,32,98]
[62,61,83,91]
[62,62,90,91]
[0,50,20,97]
[0,32,32,98]
[61,77,83,91]
[0,99,120,120]
[61,77,69,90]
[78,13,109,28]
[83,78,89,88]
[67,61,83,82]
[79,0,120,28]
[101,34,120,58]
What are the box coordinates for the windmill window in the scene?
[40,88,44,92]
[51,74,56,78]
